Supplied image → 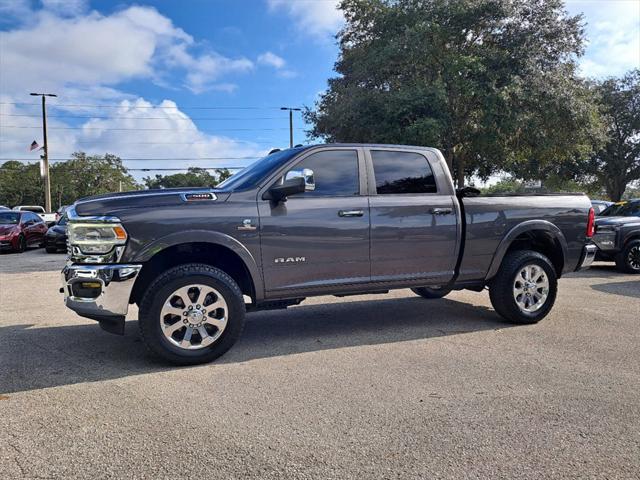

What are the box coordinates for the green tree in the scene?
[50,153,140,207]
[0,161,44,207]
[306,0,603,187]
[143,168,231,189]
[586,69,640,201]
[0,153,140,208]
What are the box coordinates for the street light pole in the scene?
[30,92,57,212]
[280,107,302,148]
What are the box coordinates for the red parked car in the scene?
[0,211,48,253]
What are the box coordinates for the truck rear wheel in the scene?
[615,240,640,274]
[489,250,557,324]
[411,286,451,299]
[138,263,246,365]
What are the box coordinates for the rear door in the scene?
[366,148,459,285]
[259,147,370,294]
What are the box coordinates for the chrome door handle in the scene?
[430,207,453,215]
[338,210,364,217]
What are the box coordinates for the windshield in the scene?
[217,148,307,191]
[600,201,640,217]
[57,215,68,226]
[0,212,20,224]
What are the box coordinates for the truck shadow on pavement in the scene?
[590,280,640,299]
[570,263,625,279]
[1,296,512,394]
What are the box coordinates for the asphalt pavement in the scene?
[1,248,639,479]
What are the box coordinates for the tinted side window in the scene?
[286,150,359,197]
[371,150,437,194]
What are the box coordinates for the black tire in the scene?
[15,235,26,253]
[138,263,246,365]
[45,246,57,253]
[615,240,640,274]
[489,250,557,324]
[411,286,452,299]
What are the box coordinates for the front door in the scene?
[367,148,459,285]
[259,148,370,294]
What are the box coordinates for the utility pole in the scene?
[30,92,57,212]
[280,107,302,148]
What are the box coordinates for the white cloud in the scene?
[567,0,640,78]
[267,0,344,38]
[0,97,268,180]
[166,43,253,94]
[0,6,252,95]
[40,0,88,16]
[0,6,270,180]
[0,0,31,21]
[258,51,286,69]
[257,50,297,78]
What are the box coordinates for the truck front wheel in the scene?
[489,250,557,324]
[138,263,246,365]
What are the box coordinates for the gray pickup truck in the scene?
[61,144,597,364]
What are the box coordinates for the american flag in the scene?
[29,140,41,151]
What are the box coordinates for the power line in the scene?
[0,113,290,121]
[0,166,245,172]
[2,125,305,131]
[0,102,286,110]
[0,139,287,145]
[0,157,261,162]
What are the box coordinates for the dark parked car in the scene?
[593,199,640,273]
[45,214,68,253]
[591,200,613,215]
[0,211,48,252]
[61,144,596,365]
[55,205,70,223]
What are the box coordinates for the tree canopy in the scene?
[143,168,231,189]
[587,69,640,201]
[0,153,139,208]
[307,0,604,187]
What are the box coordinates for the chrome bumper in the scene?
[61,263,142,320]
[577,244,597,270]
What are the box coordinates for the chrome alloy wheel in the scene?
[627,245,640,270]
[512,264,549,313]
[160,284,228,350]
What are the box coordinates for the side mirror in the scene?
[285,168,315,192]
[263,177,306,202]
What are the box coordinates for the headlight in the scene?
[68,222,127,254]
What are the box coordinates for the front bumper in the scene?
[576,244,597,271]
[46,234,67,250]
[0,239,14,251]
[61,263,142,334]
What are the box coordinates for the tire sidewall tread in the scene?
[615,240,640,274]
[489,250,558,324]
[138,263,246,365]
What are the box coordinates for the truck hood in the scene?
[595,216,640,227]
[74,188,230,217]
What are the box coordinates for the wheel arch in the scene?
[622,229,640,246]
[130,232,263,305]
[485,221,568,281]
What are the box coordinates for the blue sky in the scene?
[0,0,638,179]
